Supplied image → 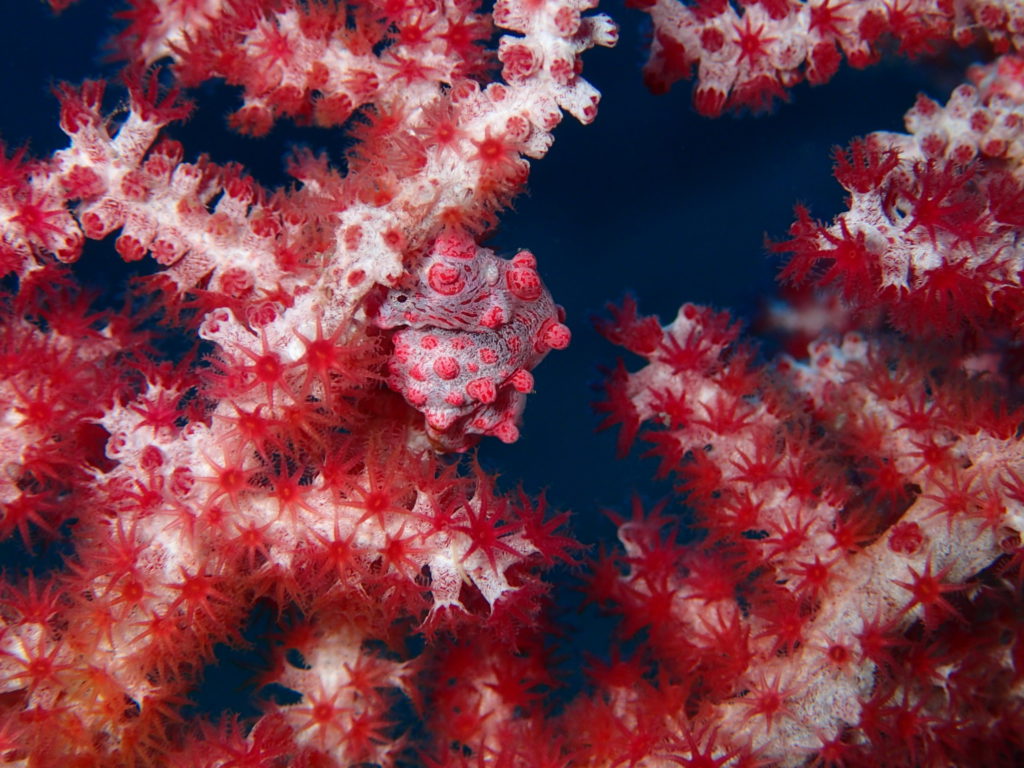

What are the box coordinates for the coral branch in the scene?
[638,0,1023,115]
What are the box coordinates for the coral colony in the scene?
[2,1,1024,766]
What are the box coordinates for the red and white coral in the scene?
[592,300,1024,765]
[375,230,570,448]
[0,0,609,764]
[638,0,1024,115]
[777,54,1024,339]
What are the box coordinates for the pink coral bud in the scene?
[219,268,254,298]
[107,432,128,457]
[426,409,457,431]
[467,378,497,403]
[344,70,379,100]
[307,63,330,91]
[170,466,194,497]
[246,302,277,327]
[700,27,725,53]
[913,93,941,117]
[970,109,993,132]
[808,42,842,85]
[434,230,477,259]
[52,227,84,263]
[507,265,542,301]
[171,162,206,195]
[981,137,1007,156]
[509,369,534,393]
[224,175,254,205]
[115,233,149,262]
[951,143,977,164]
[143,139,183,179]
[488,83,509,103]
[121,170,150,200]
[428,262,466,295]
[493,420,520,443]
[492,0,513,26]
[200,308,231,335]
[450,80,480,104]
[539,319,571,350]
[150,231,187,266]
[206,212,238,241]
[62,166,106,200]
[481,306,505,328]
[554,6,582,35]
[314,93,353,126]
[55,79,105,134]
[505,115,531,143]
[981,3,1008,28]
[433,356,461,380]
[250,211,282,238]
[407,389,428,407]
[550,58,575,86]
[500,42,538,81]
[512,250,536,268]
[532,100,563,132]
[919,132,948,157]
[230,104,274,137]
[80,199,125,239]
[304,61,328,88]
[270,85,305,117]
[140,445,164,470]
[889,522,926,555]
